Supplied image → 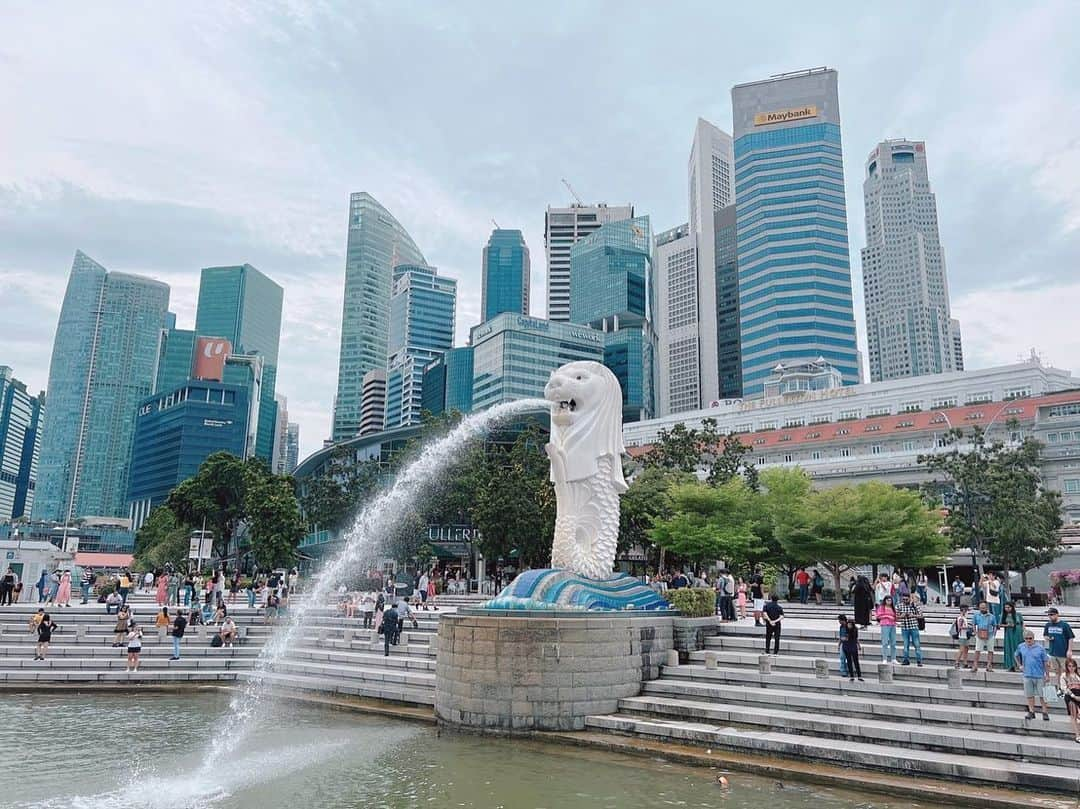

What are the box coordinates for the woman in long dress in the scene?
[1001,601,1024,671]
[155,573,168,607]
[56,571,72,607]
[853,576,873,627]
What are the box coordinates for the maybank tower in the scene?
[731,68,860,396]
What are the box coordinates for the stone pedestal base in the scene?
[435,611,673,732]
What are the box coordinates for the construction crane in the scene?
[491,218,500,230]
[561,178,583,205]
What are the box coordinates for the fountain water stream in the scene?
[199,397,548,770]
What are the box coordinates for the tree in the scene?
[641,422,702,472]
[920,426,1063,580]
[649,478,763,569]
[471,424,555,569]
[700,420,759,490]
[133,506,190,571]
[618,466,691,561]
[166,452,253,557]
[778,481,945,604]
[754,467,815,574]
[245,473,307,569]
[299,452,381,532]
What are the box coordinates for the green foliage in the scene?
[245,472,306,569]
[919,426,1063,577]
[649,479,763,567]
[665,587,716,617]
[133,507,191,571]
[166,452,255,557]
[641,419,759,490]
[641,422,702,472]
[298,446,381,532]
[777,481,945,603]
[619,466,693,559]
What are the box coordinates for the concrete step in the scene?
[0,644,259,659]
[0,668,240,683]
[707,632,974,658]
[615,695,1078,766]
[247,670,435,706]
[0,655,254,671]
[639,679,1077,738]
[660,664,1034,711]
[269,659,435,691]
[283,646,437,672]
[583,714,1080,794]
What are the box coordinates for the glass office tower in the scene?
[481,229,530,321]
[569,216,656,422]
[421,346,475,417]
[333,192,427,442]
[156,312,196,393]
[731,68,860,396]
[33,251,170,521]
[194,264,283,460]
[0,366,44,520]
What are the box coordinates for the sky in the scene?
[1,1,1079,462]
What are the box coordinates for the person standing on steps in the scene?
[951,605,973,669]
[736,579,748,620]
[125,622,143,672]
[763,594,784,656]
[1043,608,1075,676]
[750,569,765,627]
[971,600,1000,673]
[170,609,187,661]
[1013,629,1052,722]
[837,614,850,677]
[875,595,898,664]
[1002,602,1025,672]
[915,571,929,605]
[794,567,810,605]
[35,569,47,603]
[1059,657,1080,744]
[117,570,131,605]
[34,612,57,661]
[381,602,399,657]
[950,576,965,608]
[841,618,864,681]
[811,569,824,606]
[80,567,94,605]
[853,576,873,628]
[1,566,16,606]
[897,593,924,667]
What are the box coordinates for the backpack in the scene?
[210,634,223,648]
[949,618,961,639]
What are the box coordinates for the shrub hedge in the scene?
[666,587,716,617]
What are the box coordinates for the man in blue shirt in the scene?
[971,601,999,672]
[1043,607,1075,676]
[1014,629,1052,720]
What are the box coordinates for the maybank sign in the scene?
[753,105,818,126]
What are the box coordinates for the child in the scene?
[841,618,864,682]
[736,580,748,620]
[125,623,143,672]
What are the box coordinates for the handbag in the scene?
[916,616,926,631]
[977,628,989,640]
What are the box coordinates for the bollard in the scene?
[664,649,680,668]
[814,658,829,679]
[947,667,964,690]
[704,651,720,670]
[877,663,894,683]
[758,654,773,674]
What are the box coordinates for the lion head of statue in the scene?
[544,360,626,488]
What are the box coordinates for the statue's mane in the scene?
[550,362,626,489]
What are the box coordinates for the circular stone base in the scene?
[434,611,674,732]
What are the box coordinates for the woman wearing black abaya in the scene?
[854,576,874,627]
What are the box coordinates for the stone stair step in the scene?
[616,696,1077,765]
[270,659,436,690]
[248,671,435,705]
[583,714,1080,794]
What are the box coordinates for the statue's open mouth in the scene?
[556,399,577,412]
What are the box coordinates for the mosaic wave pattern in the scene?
[482,569,672,611]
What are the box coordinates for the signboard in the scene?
[753,105,818,126]
[188,534,213,560]
[427,525,482,543]
[193,337,232,382]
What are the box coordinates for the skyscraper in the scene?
[570,216,656,422]
[359,369,387,437]
[861,139,962,381]
[272,394,290,474]
[652,223,698,414]
[333,192,427,442]
[156,312,195,393]
[481,229,530,321]
[544,203,633,322]
[731,68,860,396]
[33,251,170,522]
[284,422,300,473]
[384,264,456,429]
[421,346,475,417]
[194,264,283,460]
[0,366,44,520]
[714,205,742,400]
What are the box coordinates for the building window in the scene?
[810,413,830,425]
[868,406,891,417]
[760,421,777,431]
[1005,406,1024,415]
[966,391,992,405]
[903,440,915,452]
[931,396,957,410]
[784,454,793,463]
[1004,386,1032,400]
[900,401,922,413]
[896,420,915,428]
[783,418,805,428]
[965,412,984,420]
[835,428,850,436]
[805,431,821,439]
[1065,479,1080,494]
[758,456,766,465]
[811,450,821,460]
[1049,403,1080,418]
[1049,433,1059,443]
[839,409,861,421]
[872,445,882,455]
[936,436,949,447]
[865,424,881,432]
[839,447,851,458]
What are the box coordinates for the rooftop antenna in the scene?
[561,178,583,205]
[491,218,500,230]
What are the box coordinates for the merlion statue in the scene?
[481,361,669,611]
[544,360,627,579]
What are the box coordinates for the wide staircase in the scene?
[585,617,1080,795]
[0,594,441,708]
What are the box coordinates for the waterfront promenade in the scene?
[3,594,1078,800]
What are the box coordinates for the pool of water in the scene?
[0,692,940,809]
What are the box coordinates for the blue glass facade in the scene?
[568,216,656,421]
[126,380,250,529]
[384,265,456,429]
[33,252,170,522]
[731,69,860,396]
[195,264,283,460]
[333,193,427,442]
[714,206,743,398]
[0,367,43,520]
[470,314,603,412]
[156,314,195,393]
[481,229,530,321]
[420,346,474,417]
